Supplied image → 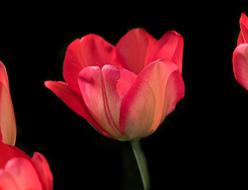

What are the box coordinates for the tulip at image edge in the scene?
[0,61,16,145]
[0,61,53,190]
[233,12,248,90]
[0,142,53,190]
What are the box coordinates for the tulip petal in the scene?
[102,65,137,132]
[0,62,16,145]
[0,62,8,87]
[78,65,136,139]
[32,152,53,190]
[120,61,183,139]
[78,66,120,138]
[0,170,19,190]
[4,158,43,190]
[238,13,248,45]
[44,81,109,137]
[116,28,157,74]
[156,69,185,132]
[63,35,120,92]
[233,44,248,90]
[0,142,29,168]
[149,31,184,73]
[0,85,16,146]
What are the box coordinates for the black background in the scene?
[0,1,248,189]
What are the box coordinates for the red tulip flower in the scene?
[0,62,53,189]
[233,13,248,90]
[0,142,53,190]
[0,61,16,145]
[45,28,185,141]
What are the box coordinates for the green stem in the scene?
[131,140,150,190]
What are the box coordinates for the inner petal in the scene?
[63,34,121,93]
[5,158,43,190]
[116,28,157,74]
[78,65,136,138]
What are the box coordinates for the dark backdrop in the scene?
[0,1,247,189]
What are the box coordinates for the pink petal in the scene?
[150,62,184,130]
[157,68,185,132]
[0,62,16,145]
[0,62,9,87]
[116,67,137,98]
[31,152,53,190]
[116,28,157,74]
[44,81,109,137]
[120,61,184,139]
[63,35,120,92]
[4,158,43,190]
[78,65,136,139]
[149,31,184,73]
[0,142,29,169]
[233,44,248,90]
[0,170,19,190]
[238,13,248,45]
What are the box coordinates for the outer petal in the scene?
[233,44,248,90]
[32,152,53,190]
[120,61,184,139]
[0,142,29,170]
[63,35,120,92]
[238,13,248,45]
[4,158,43,190]
[0,62,16,145]
[0,170,19,190]
[158,69,185,130]
[149,31,184,73]
[44,81,109,137]
[116,28,157,74]
[78,65,136,139]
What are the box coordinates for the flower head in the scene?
[0,142,53,190]
[45,28,185,140]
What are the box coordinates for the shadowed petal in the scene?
[149,31,184,73]
[63,35,120,92]
[116,28,157,74]
[0,142,29,168]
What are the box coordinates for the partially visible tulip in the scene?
[233,13,248,90]
[0,61,16,145]
[45,28,185,141]
[0,142,53,190]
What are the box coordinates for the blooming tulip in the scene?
[0,61,16,145]
[0,142,53,190]
[233,13,248,90]
[45,28,185,140]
